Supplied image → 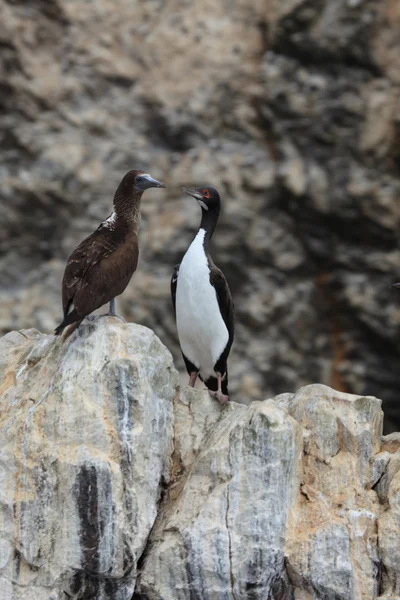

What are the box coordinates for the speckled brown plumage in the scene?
[55,170,165,335]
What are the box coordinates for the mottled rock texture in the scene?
[138,392,302,600]
[137,384,390,600]
[1,322,400,599]
[0,320,177,600]
[1,0,400,430]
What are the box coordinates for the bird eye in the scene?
[136,176,143,182]
[202,189,210,198]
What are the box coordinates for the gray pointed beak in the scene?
[140,174,166,190]
[182,187,203,200]
[391,283,400,288]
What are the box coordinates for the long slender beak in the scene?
[141,174,166,189]
[391,283,400,288]
[182,187,203,200]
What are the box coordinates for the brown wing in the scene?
[62,226,138,318]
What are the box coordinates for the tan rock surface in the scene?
[277,385,383,600]
[376,432,400,598]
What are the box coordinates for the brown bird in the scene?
[55,169,165,336]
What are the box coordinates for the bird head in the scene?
[182,186,220,211]
[132,170,166,192]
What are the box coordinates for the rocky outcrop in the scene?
[0,321,400,599]
[1,0,400,430]
[277,387,382,599]
[0,319,177,599]
[137,384,386,600]
[138,392,301,599]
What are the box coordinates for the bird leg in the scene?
[189,372,198,387]
[104,298,125,322]
[209,372,229,405]
[108,298,117,315]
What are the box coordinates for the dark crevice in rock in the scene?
[378,562,390,597]
[132,591,150,599]
[4,0,70,24]
[271,39,382,78]
[103,75,137,89]
[271,0,382,77]
[74,465,101,574]
[225,484,238,600]
[277,188,397,256]
[144,101,200,152]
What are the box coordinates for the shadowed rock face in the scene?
[0,321,400,599]
[0,0,400,430]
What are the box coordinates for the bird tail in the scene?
[54,309,81,335]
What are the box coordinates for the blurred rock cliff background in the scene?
[0,0,399,429]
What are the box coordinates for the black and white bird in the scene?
[171,186,234,404]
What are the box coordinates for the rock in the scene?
[138,391,302,599]
[136,382,390,600]
[1,0,400,432]
[376,433,400,597]
[0,320,177,599]
[277,385,383,600]
[2,323,400,598]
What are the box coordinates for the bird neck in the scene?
[113,188,142,226]
[199,207,219,246]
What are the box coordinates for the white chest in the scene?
[175,230,229,379]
